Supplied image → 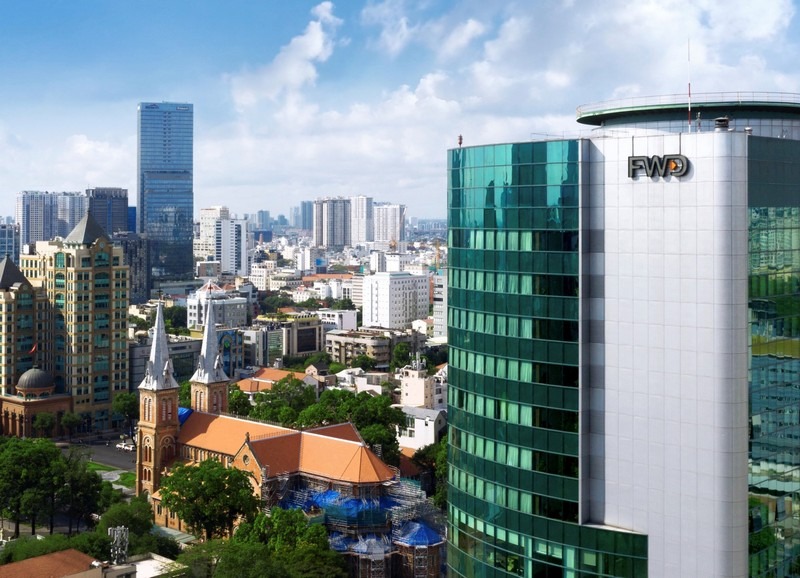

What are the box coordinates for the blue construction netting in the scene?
[395,520,443,546]
[328,531,356,552]
[178,407,193,425]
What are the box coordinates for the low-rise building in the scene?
[397,406,447,451]
[326,327,423,370]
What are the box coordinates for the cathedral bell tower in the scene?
[136,302,180,497]
[190,301,229,414]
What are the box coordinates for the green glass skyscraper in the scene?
[447,94,800,577]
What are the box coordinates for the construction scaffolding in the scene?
[278,477,445,578]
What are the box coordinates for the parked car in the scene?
[115,442,135,452]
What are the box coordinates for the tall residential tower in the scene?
[447,94,800,577]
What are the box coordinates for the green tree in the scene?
[177,539,284,578]
[60,412,82,441]
[234,509,346,578]
[33,412,56,437]
[351,354,377,371]
[360,423,401,467]
[331,298,355,310]
[303,352,332,369]
[250,375,315,426]
[413,438,448,509]
[179,380,192,408]
[0,534,71,565]
[97,494,153,538]
[296,390,405,466]
[69,531,112,560]
[112,391,139,444]
[57,447,104,535]
[163,306,188,333]
[158,459,259,541]
[228,385,252,417]
[329,362,346,375]
[390,342,411,371]
[261,291,294,313]
[0,438,63,537]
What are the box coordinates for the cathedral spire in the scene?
[139,301,179,391]
[190,300,229,384]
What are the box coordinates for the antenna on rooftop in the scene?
[687,38,692,132]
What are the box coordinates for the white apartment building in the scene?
[397,407,447,452]
[194,206,230,260]
[186,281,248,329]
[316,308,358,332]
[312,197,351,249]
[350,195,373,245]
[362,271,429,329]
[373,203,406,245]
[214,217,249,276]
[432,268,447,339]
[248,261,277,291]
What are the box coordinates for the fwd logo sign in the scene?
[628,154,689,178]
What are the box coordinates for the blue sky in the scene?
[1,0,799,219]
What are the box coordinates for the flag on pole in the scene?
[28,343,37,355]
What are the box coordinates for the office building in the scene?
[18,212,129,433]
[447,94,800,577]
[313,197,351,249]
[86,187,128,235]
[0,224,20,264]
[112,231,151,305]
[350,195,374,245]
[137,102,193,282]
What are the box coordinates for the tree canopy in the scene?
[112,391,139,444]
[228,385,252,417]
[158,459,259,541]
[391,342,412,371]
[296,390,405,466]
[250,375,316,426]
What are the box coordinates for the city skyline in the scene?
[2,1,799,219]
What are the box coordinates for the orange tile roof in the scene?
[301,273,353,282]
[399,447,422,478]
[0,548,98,578]
[306,422,364,443]
[178,412,394,485]
[253,367,297,382]
[178,412,291,456]
[235,368,297,393]
[249,433,303,475]
[298,432,395,484]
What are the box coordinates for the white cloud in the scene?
[361,0,417,56]
[438,18,486,60]
[228,2,342,110]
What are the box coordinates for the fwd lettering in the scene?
[628,154,689,178]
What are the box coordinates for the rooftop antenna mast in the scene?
[687,38,692,132]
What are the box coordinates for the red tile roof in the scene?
[180,412,394,484]
[0,548,98,578]
[178,412,290,456]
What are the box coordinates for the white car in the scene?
[115,442,135,452]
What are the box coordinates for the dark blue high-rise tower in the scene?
[137,102,194,282]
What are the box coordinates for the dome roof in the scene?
[17,367,55,391]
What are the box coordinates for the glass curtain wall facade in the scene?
[448,142,646,577]
[748,137,800,577]
[137,102,194,281]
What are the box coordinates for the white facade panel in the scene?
[587,131,749,577]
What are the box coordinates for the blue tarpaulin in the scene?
[395,521,443,546]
